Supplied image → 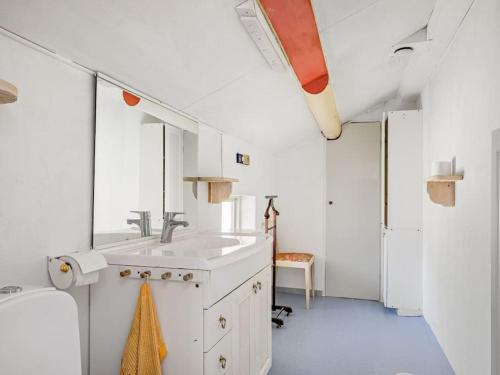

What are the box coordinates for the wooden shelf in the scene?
[0,79,17,104]
[183,177,239,183]
[184,176,239,203]
[426,175,463,207]
[426,175,463,182]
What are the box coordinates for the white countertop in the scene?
[99,232,271,270]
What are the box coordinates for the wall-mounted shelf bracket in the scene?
[0,79,17,104]
[426,175,463,207]
[184,177,239,204]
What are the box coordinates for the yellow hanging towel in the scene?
[121,283,167,375]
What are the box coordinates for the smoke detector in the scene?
[393,46,414,56]
[390,26,431,57]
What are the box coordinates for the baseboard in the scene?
[276,286,322,297]
[396,308,422,317]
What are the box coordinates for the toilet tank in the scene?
[0,286,81,375]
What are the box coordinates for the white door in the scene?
[325,122,381,300]
[253,268,271,375]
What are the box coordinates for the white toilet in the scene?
[0,285,82,375]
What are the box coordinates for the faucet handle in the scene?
[164,211,185,220]
[130,210,151,218]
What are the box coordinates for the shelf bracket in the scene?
[425,175,463,207]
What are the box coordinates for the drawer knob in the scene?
[253,284,258,294]
[183,273,194,281]
[161,272,172,280]
[219,315,227,329]
[257,281,262,290]
[219,355,227,369]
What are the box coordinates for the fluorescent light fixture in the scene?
[235,0,288,71]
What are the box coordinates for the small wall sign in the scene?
[236,153,250,166]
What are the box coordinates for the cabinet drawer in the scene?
[204,330,232,375]
[204,294,233,351]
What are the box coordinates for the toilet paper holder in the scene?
[48,250,108,290]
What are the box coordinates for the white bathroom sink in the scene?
[142,235,241,252]
[100,232,269,270]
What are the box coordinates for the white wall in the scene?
[275,134,326,293]
[0,34,278,375]
[222,133,277,231]
[421,0,500,373]
[196,125,277,232]
[0,34,94,375]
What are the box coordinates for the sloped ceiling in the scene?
[0,0,473,151]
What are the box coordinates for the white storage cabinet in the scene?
[382,110,423,316]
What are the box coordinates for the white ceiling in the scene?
[0,0,473,151]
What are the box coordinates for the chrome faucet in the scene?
[161,212,189,243]
[127,210,152,237]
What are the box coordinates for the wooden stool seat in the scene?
[276,252,314,262]
[276,252,315,309]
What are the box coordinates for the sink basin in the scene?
[100,232,269,270]
[147,236,241,252]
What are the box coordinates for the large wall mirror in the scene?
[93,77,198,247]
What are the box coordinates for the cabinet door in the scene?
[385,228,422,313]
[387,110,422,229]
[232,278,255,375]
[253,267,272,375]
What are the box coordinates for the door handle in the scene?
[219,355,227,369]
[219,315,227,329]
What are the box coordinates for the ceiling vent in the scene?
[235,0,288,71]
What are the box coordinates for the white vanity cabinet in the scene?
[90,233,272,375]
[232,267,272,375]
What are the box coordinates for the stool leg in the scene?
[311,261,315,300]
[305,265,311,309]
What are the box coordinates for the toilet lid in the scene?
[0,287,81,375]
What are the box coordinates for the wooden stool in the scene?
[276,252,315,309]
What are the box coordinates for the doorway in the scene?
[325,122,381,300]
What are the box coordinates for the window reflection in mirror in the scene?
[221,195,256,233]
[93,78,198,247]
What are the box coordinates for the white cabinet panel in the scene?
[387,110,423,229]
[253,268,272,375]
[204,294,233,352]
[198,123,222,177]
[383,110,423,315]
[233,277,255,375]
[90,266,204,375]
[232,266,272,375]
[91,263,271,375]
[385,228,423,314]
[204,330,233,375]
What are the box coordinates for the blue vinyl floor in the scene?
[269,293,454,375]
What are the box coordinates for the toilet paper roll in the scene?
[48,251,108,290]
[431,161,452,176]
[60,256,100,287]
[48,257,74,290]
